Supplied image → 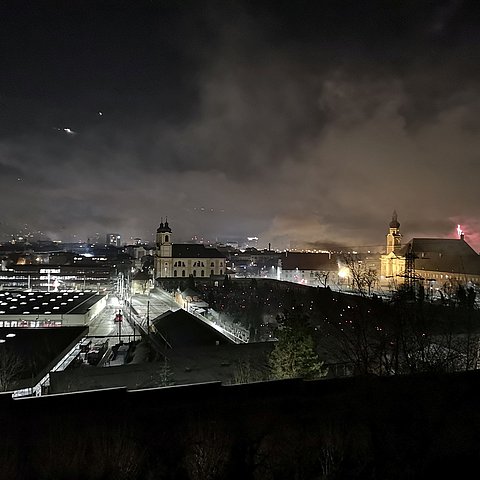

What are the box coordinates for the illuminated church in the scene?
[154,220,225,279]
[380,212,480,291]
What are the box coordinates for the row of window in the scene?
[172,261,223,267]
[425,273,479,283]
[173,269,223,277]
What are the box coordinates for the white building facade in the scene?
[154,221,226,279]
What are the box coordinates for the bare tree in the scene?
[0,348,22,392]
[183,419,232,480]
[230,358,266,384]
[318,424,346,480]
[314,271,330,288]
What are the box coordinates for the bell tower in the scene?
[386,210,402,254]
[155,218,173,277]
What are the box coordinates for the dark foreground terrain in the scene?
[1,370,480,480]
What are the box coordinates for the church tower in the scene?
[155,219,173,278]
[386,210,402,254]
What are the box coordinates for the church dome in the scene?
[389,211,400,229]
[156,219,172,233]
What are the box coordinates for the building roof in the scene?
[0,326,87,390]
[49,342,274,393]
[0,291,105,316]
[400,238,478,257]
[151,309,233,348]
[172,244,225,259]
[399,238,480,276]
[280,252,333,271]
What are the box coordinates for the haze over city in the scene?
[1,0,480,249]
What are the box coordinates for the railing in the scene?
[186,307,249,344]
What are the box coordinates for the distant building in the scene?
[230,248,280,277]
[0,264,114,291]
[106,233,121,247]
[380,212,480,291]
[278,251,338,285]
[154,220,226,279]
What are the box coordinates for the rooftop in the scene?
[400,238,478,257]
[172,244,225,259]
[0,326,87,390]
[0,291,105,316]
[152,309,233,348]
[400,238,480,275]
[280,251,333,271]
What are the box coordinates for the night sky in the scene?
[1,0,480,250]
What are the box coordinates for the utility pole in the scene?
[147,300,150,336]
[118,310,122,344]
[130,300,135,342]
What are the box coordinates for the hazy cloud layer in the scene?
[1,0,480,250]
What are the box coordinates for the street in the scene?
[129,288,180,330]
[87,293,138,342]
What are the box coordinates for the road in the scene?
[87,287,245,348]
[87,293,139,342]
[129,288,180,330]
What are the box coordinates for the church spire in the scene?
[386,210,401,254]
[389,210,400,229]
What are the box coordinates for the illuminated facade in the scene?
[154,221,225,279]
[380,214,480,291]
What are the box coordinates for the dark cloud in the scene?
[1,0,480,249]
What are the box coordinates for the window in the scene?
[193,270,197,277]
[220,269,223,275]
[165,235,169,242]
[210,270,214,276]
[210,262,214,267]
[182,270,185,277]
[174,270,177,277]
[201,270,204,277]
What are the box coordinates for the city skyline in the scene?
[2,1,480,250]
